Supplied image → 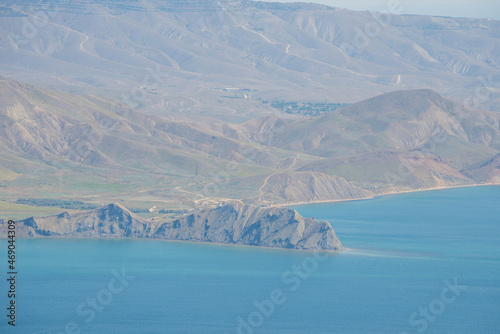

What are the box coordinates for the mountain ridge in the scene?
[1,77,499,213]
[0,0,498,117]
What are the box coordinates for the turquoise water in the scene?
[0,186,499,333]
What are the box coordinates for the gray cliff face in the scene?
[0,203,343,251]
[153,202,343,250]
[10,204,151,239]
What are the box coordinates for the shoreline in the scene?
[0,235,344,253]
[2,183,498,252]
[280,182,500,208]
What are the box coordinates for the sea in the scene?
[0,186,499,333]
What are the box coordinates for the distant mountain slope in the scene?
[464,153,500,182]
[0,0,498,117]
[271,89,499,159]
[0,76,283,174]
[0,77,499,210]
[0,202,344,251]
[260,171,371,203]
[267,89,500,188]
[0,76,362,208]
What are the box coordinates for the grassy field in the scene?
[0,200,80,221]
[0,166,18,182]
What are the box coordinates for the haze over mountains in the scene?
[0,0,499,219]
[1,75,499,213]
[0,0,499,120]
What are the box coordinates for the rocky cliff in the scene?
[153,202,343,250]
[8,204,152,238]
[0,203,343,251]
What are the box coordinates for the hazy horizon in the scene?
[265,0,500,20]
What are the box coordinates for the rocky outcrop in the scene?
[153,202,343,250]
[0,203,343,251]
[10,204,152,238]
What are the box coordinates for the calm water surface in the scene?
[0,186,499,333]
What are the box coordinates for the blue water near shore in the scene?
[0,186,499,333]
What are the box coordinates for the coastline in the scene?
[281,182,500,208]
[2,183,498,251]
[0,235,344,253]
